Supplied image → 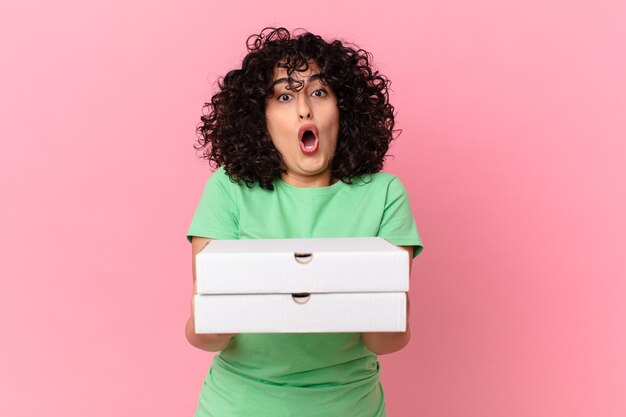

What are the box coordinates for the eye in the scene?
[277,93,293,102]
[311,89,327,97]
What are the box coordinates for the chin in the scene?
[300,163,329,175]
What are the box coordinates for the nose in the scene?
[297,96,312,120]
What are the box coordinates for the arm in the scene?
[185,236,237,352]
[361,245,413,355]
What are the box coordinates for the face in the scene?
[265,61,340,187]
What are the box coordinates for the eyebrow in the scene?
[271,73,324,88]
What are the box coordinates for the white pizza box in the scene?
[195,237,409,294]
[194,237,409,333]
[194,292,406,333]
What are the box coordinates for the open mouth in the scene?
[298,125,319,155]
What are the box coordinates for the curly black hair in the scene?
[195,27,398,190]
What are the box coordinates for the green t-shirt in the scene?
[187,167,423,417]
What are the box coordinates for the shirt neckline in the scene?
[275,178,346,195]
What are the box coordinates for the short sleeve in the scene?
[377,177,423,258]
[186,167,239,242]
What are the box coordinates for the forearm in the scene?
[185,316,234,352]
[362,325,411,355]
[362,287,412,355]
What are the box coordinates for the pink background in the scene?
[1,0,625,416]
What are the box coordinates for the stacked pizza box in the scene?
[194,237,409,333]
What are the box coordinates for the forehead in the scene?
[271,60,321,81]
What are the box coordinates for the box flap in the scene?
[194,292,407,333]
[195,237,409,294]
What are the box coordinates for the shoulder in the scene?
[350,172,411,210]
[206,166,234,186]
[203,166,274,210]
[199,166,243,207]
[208,166,269,192]
[204,166,245,193]
[350,171,405,192]
[368,171,397,182]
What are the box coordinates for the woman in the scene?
[186,27,423,417]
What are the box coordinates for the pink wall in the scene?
[1,1,624,416]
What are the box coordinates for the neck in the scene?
[281,171,336,188]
